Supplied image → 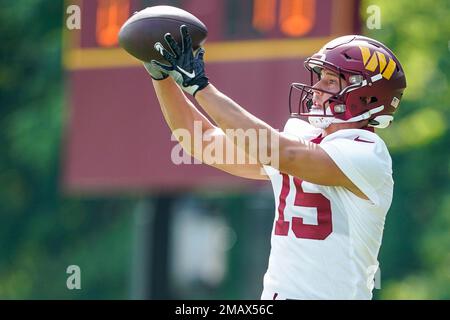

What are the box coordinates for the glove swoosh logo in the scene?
[176,66,196,78]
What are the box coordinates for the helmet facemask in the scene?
[289,58,368,129]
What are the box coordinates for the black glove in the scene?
[151,25,209,96]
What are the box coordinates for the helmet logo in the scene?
[359,46,396,80]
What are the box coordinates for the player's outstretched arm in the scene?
[196,85,369,199]
[155,25,364,193]
[150,76,268,180]
[195,85,348,185]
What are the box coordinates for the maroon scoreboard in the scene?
[63,0,360,193]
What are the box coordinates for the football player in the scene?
[145,25,406,299]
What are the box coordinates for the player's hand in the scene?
[143,61,168,81]
[151,25,209,96]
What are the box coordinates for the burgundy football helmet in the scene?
[289,35,407,129]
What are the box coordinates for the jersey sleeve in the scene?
[319,136,392,206]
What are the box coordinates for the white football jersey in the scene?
[261,118,393,300]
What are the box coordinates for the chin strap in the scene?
[331,105,385,124]
[308,105,390,129]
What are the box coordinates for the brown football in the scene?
[118,5,208,63]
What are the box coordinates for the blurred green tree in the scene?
[0,0,135,299]
[362,0,450,299]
